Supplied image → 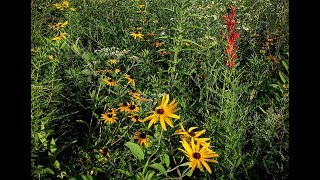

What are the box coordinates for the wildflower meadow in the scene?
[31,0,289,179]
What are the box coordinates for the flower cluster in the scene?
[223,5,239,68]
[175,123,219,174]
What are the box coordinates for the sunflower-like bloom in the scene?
[52,32,67,41]
[133,131,149,148]
[101,111,118,124]
[103,77,117,86]
[49,21,68,30]
[119,102,129,112]
[128,90,141,100]
[128,114,142,123]
[124,74,135,86]
[108,59,119,65]
[175,123,210,147]
[178,139,219,174]
[114,69,121,74]
[130,31,144,39]
[127,101,140,113]
[142,94,180,131]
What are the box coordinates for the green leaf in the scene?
[278,71,287,84]
[281,60,289,72]
[69,175,97,180]
[148,163,167,176]
[163,154,170,168]
[37,132,47,148]
[181,39,201,47]
[117,169,133,177]
[124,142,144,160]
[50,138,57,153]
[145,170,155,180]
[43,167,55,175]
[179,162,190,167]
[53,160,60,170]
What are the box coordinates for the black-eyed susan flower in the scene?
[158,50,169,56]
[133,131,149,148]
[62,0,70,8]
[128,114,141,123]
[119,102,129,112]
[108,59,119,65]
[48,55,54,61]
[130,31,144,39]
[128,90,141,100]
[142,94,180,131]
[127,101,140,113]
[52,32,67,41]
[124,74,135,86]
[174,123,210,147]
[266,55,280,64]
[178,139,219,174]
[49,21,68,30]
[101,111,117,124]
[152,40,165,48]
[103,77,117,86]
[98,148,111,160]
[114,69,121,74]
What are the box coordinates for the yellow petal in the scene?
[190,159,197,172]
[181,139,193,154]
[167,113,180,119]
[161,95,166,106]
[144,114,155,121]
[148,116,158,128]
[159,115,167,131]
[195,130,206,137]
[197,160,203,172]
[188,127,198,132]
[204,159,218,163]
[180,122,186,132]
[177,148,189,156]
[200,159,212,174]
[164,116,174,127]
[190,138,196,152]
[163,94,170,107]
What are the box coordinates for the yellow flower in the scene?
[142,94,180,131]
[266,55,280,64]
[127,101,140,113]
[103,77,117,86]
[158,50,169,56]
[49,21,68,30]
[52,32,67,41]
[48,55,54,60]
[178,139,219,174]
[62,0,70,8]
[130,31,144,39]
[98,148,111,160]
[114,69,121,74]
[53,3,63,10]
[175,123,210,147]
[146,32,156,37]
[152,40,165,48]
[119,102,129,112]
[139,4,145,9]
[108,59,119,65]
[128,90,141,100]
[133,131,149,148]
[128,114,142,123]
[101,111,118,124]
[124,74,135,86]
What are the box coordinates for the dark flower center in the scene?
[156,109,164,114]
[193,153,201,159]
[129,105,136,110]
[130,75,134,79]
[107,114,113,118]
[133,116,139,120]
[139,133,146,139]
[189,131,196,137]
